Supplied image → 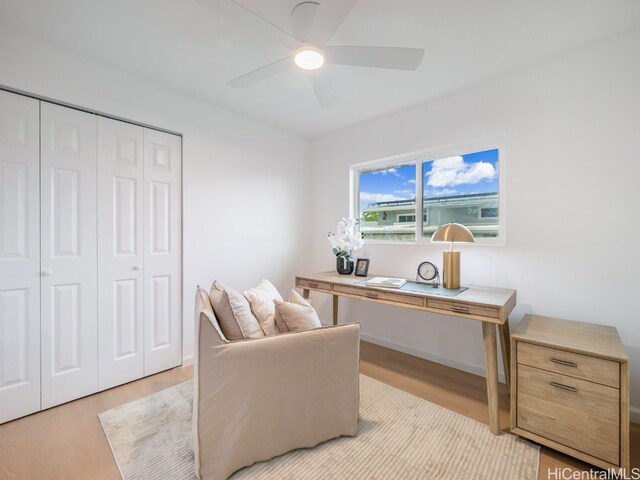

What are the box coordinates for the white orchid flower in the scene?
[328,217,365,257]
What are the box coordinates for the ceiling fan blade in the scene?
[291,2,319,42]
[197,0,300,50]
[227,57,293,88]
[306,0,358,45]
[325,46,425,71]
[308,70,339,109]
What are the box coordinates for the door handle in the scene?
[41,270,54,277]
[132,265,142,271]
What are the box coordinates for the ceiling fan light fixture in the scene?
[294,46,325,70]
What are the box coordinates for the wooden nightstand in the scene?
[510,314,629,471]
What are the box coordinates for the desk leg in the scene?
[482,322,500,435]
[302,289,310,299]
[499,319,511,394]
[332,295,339,325]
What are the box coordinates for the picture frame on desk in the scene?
[354,258,370,277]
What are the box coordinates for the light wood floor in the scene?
[0,341,637,479]
[359,342,640,479]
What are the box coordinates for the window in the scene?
[422,148,500,238]
[351,141,504,244]
[357,163,416,241]
[480,207,498,218]
[397,214,416,223]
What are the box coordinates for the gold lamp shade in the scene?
[431,223,475,289]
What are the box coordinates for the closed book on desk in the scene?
[365,277,406,288]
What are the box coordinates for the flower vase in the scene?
[336,256,355,275]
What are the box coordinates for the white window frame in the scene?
[350,136,506,246]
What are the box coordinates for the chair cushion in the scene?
[196,286,227,343]
[244,279,282,336]
[209,281,265,340]
[274,290,322,333]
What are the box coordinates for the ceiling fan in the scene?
[198,0,425,108]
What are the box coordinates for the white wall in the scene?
[310,31,640,415]
[0,27,311,363]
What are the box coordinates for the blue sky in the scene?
[359,149,499,210]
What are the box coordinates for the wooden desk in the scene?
[296,272,517,435]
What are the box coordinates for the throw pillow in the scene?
[274,290,322,333]
[209,281,265,340]
[244,279,282,336]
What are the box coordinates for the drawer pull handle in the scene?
[550,381,577,393]
[450,306,469,313]
[366,293,379,299]
[550,358,577,368]
[307,282,319,288]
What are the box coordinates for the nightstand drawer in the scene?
[333,284,424,306]
[517,342,620,388]
[427,298,499,318]
[517,364,619,465]
[296,278,332,292]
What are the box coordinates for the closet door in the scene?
[97,117,144,390]
[0,90,41,423]
[143,129,181,375]
[40,103,97,408]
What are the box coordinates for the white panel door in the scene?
[97,117,144,390]
[40,102,97,408]
[143,129,181,375]
[0,90,41,423]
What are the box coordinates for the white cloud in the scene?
[425,156,496,187]
[372,167,402,178]
[394,189,414,197]
[429,188,458,196]
[406,179,416,185]
[360,192,403,203]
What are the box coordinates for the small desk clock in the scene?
[416,261,440,287]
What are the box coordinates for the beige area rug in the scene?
[99,376,539,479]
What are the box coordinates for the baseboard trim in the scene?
[631,407,640,424]
[357,329,507,384]
[355,330,640,423]
[181,354,194,367]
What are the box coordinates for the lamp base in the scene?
[443,251,460,289]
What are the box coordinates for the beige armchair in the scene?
[193,287,360,480]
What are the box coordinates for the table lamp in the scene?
[431,223,475,289]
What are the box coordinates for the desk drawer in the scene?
[296,278,331,292]
[517,364,619,465]
[517,342,620,388]
[333,284,424,307]
[427,298,498,318]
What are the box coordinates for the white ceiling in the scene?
[1,0,639,138]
